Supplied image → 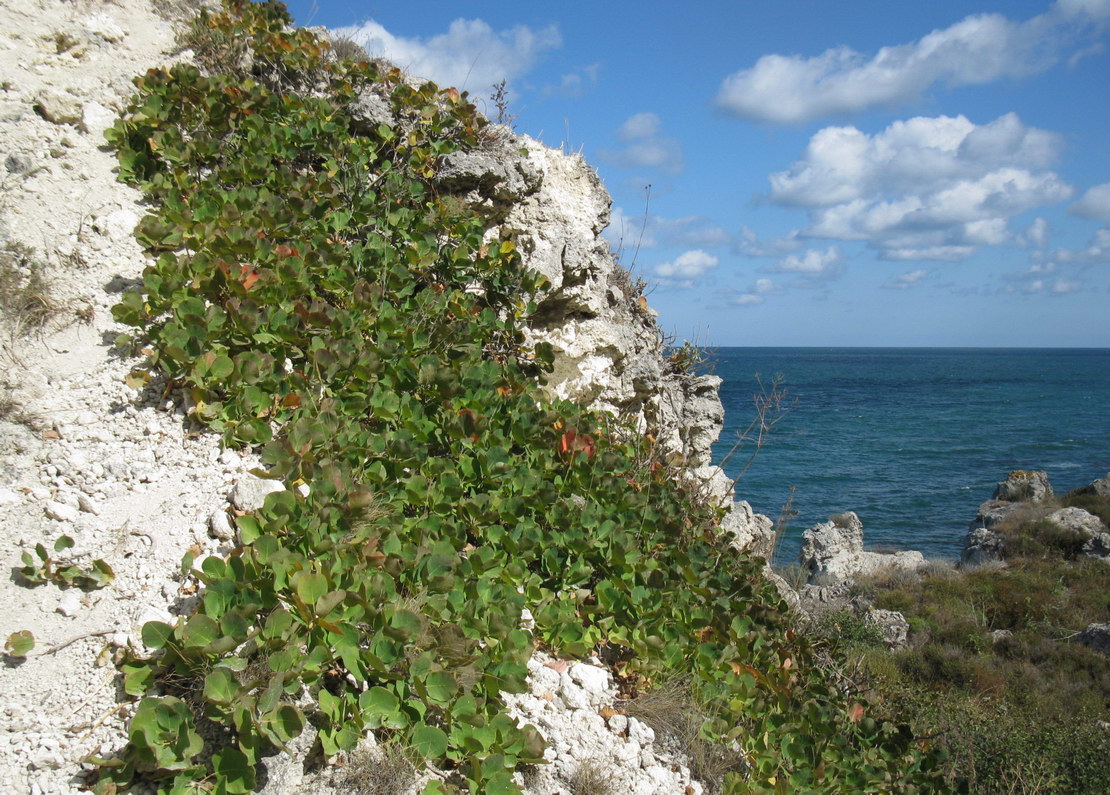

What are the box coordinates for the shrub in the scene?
[90,2,947,793]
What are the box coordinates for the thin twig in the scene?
[37,628,114,657]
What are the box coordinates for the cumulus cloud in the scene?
[738,226,803,257]
[715,0,1110,123]
[604,208,731,252]
[1047,227,1110,263]
[1020,217,1050,248]
[734,278,779,306]
[336,18,560,92]
[883,269,930,289]
[768,113,1073,260]
[1070,183,1110,222]
[600,112,685,174]
[653,250,719,287]
[771,246,843,275]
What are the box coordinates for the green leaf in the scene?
[53,535,75,553]
[5,630,34,657]
[293,570,328,607]
[202,667,239,705]
[181,615,219,648]
[141,621,175,650]
[409,724,448,759]
[260,704,304,745]
[211,746,255,794]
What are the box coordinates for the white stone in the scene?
[230,475,285,512]
[208,509,234,541]
[34,89,82,125]
[80,102,115,137]
[57,589,80,617]
[44,501,78,522]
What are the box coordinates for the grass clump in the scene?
[87,2,948,793]
[845,493,1110,793]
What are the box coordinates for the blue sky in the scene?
[285,0,1110,346]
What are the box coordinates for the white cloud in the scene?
[600,113,685,174]
[1070,183,1110,222]
[771,246,843,275]
[544,63,600,97]
[604,208,730,252]
[1017,276,1084,294]
[715,0,1110,123]
[1020,217,1050,248]
[653,250,719,287]
[618,112,662,140]
[883,269,930,289]
[768,114,1073,261]
[738,226,803,257]
[337,18,560,93]
[734,277,780,306]
[1048,227,1110,263]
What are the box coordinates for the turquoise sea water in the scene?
[710,348,1110,564]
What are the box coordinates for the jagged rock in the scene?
[230,475,285,512]
[721,499,775,558]
[1079,622,1110,656]
[80,101,116,136]
[44,500,78,522]
[34,88,83,125]
[992,469,1053,502]
[208,509,235,541]
[1046,507,1110,560]
[962,526,1007,568]
[437,135,542,209]
[5,153,33,174]
[1046,506,1105,537]
[960,471,1053,567]
[1070,471,1110,499]
[865,609,909,647]
[800,511,925,584]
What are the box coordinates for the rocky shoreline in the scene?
[787,468,1110,650]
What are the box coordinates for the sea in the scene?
[709,348,1110,565]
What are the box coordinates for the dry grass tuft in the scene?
[338,741,417,795]
[567,757,613,795]
[623,679,744,792]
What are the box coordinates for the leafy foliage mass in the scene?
[20,534,115,590]
[97,2,946,792]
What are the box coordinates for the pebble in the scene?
[57,589,80,617]
[208,509,234,541]
[44,500,78,522]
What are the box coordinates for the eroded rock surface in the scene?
[800,512,925,584]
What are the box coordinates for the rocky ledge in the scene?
[962,470,1110,567]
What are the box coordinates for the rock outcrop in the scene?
[961,470,1110,567]
[961,470,1054,567]
[800,511,925,584]
[1046,507,1110,559]
[431,114,773,556]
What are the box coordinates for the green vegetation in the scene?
[20,534,115,590]
[834,493,1110,794]
[92,2,946,792]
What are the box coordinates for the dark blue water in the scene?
[710,348,1110,564]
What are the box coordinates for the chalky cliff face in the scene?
[435,130,774,557]
[437,132,725,469]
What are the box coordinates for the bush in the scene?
[90,3,948,793]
